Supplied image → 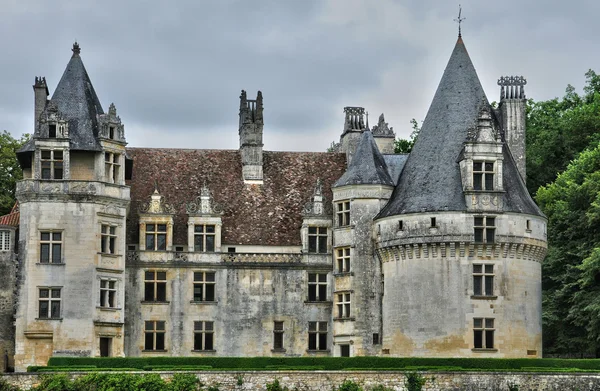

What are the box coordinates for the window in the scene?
[39,288,61,319]
[373,333,380,345]
[40,150,63,179]
[273,321,284,350]
[194,224,215,252]
[474,216,495,243]
[145,224,167,251]
[109,126,115,139]
[99,337,112,357]
[40,231,62,264]
[336,247,351,273]
[473,318,495,349]
[336,292,351,318]
[430,217,436,227]
[526,219,531,231]
[100,225,116,254]
[193,271,215,302]
[100,279,117,308]
[193,321,214,351]
[398,220,403,230]
[473,264,494,296]
[144,271,167,302]
[308,273,327,301]
[473,161,494,190]
[0,231,10,251]
[48,124,57,138]
[104,152,120,184]
[144,320,165,351]
[308,321,328,351]
[308,227,327,253]
[336,201,350,227]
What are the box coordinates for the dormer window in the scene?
[109,126,115,139]
[473,161,494,190]
[48,124,57,138]
[474,216,495,243]
[308,227,328,254]
[105,152,120,184]
[194,224,215,252]
[146,224,167,251]
[41,150,63,179]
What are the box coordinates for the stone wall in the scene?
[3,371,600,391]
[0,228,17,372]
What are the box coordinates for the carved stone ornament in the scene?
[371,113,395,136]
[139,188,175,214]
[186,182,223,215]
[303,179,327,216]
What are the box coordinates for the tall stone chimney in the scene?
[239,90,264,184]
[339,106,367,165]
[33,77,49,131]
[498,76,527,181]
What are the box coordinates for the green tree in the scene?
[0,130,29,216]
[394,118,420,153]
[537,143,600,356]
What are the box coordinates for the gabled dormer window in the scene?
[473,161,494,190]
[49,124,57,138]
[41,150,63,179]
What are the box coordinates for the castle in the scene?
[0,35,547,372]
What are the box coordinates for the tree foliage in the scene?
[394,118,420,154]
[0,130,29,216]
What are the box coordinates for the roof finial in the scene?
[366,111,370,130]
[72,41,81,56]
[453,5,465,38]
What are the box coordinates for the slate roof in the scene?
[126,149,347,246]
[19,43,104,154]
[378,37,543,218]
[383,154,408,186]
[334,131,394,187]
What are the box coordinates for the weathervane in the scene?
[454,5,465,38]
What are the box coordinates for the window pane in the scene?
[39,301,48,318]
[485,330,494,349]
[52,232,61,240]
[274,321,284,331]
[486,228,495,243]
[487,217,495,227]
[474,217,483,227]
[473,276,482,296]
[204,334,213,350]
[157,224,167,232]
[156,321,165,331]
[308,285,316,301]
[146,224,155,232]
[485,265,493,274]
[485,174,493,190]
[473,173,482,190]
[308,333,317,350]
[144,283,154,301]
[318,274,327,282]
[145,321,154,330]
[473,264,482,273]
[108,291,115,307]
[308,274,316,283]
[474,228,483,243]
[193,285,203,301]
[54,150,63,160]
[145,271,155,280]
[205,284,215,301]
[485,162,493,171]
[157,272,166,280]
[308,322,316,331]
[194,321,203,331]
[145,234,155,250]
[145,333,154,350]
[54,169,63,180]
[308,237,317,253]
[205,322,213,331]
[194,333,203,350]
[40,244,50,263]
[39,289,49,298]
[193,272,202,281]
[485,276,494,296]
[274,332,283,349]
[194,235,204,252]
[474,318,482,328]
[205,236,215,252]
[206,272,215,282]
[485,318,494,328]
[156,283,166,301]
[308,227,316,234]
[206,225,215,233]
[155,333,164,350]
[473,162,482,171]
[194,225,204,233]
[474,330,483,348]
[318,285,327,301]
[318,236,327,253]
[318,332,327,350]
[157,234,166,251]
[52,244,61,263]
[41,150,51,159]
[50,301,60,318]
[318,322,327,331]
[41,232,50,241]
[51,289,60,298]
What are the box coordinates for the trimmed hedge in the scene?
[43,357,600,372]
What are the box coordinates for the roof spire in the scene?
[454,5,465,38]
[72,41,81,57]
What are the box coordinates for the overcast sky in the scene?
[1,0,598,152]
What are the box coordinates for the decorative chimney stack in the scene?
[339,106,367,165]
[33,77,49,131]
[239,90,264,184]
[498,76,527,181]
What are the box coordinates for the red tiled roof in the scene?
[0,203,19,227]
[126,149,347,246]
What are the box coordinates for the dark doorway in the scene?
[100,337,112,357]
[340,344,350,357]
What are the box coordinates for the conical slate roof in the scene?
[378,37,543,218]
[334,130,394,187]
[50,43,104,151]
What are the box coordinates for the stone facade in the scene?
[1,36,547,372]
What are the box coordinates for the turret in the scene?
[239,90,264,184]
[498,76,527,181]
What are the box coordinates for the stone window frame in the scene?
[104,152,121,184]
[336,201,350,227]
[308,226,328,254]
[143,270,167,302]
[307,273,328,302]
[40,149,64,180]
[39,230,63,264]
[335,292,352,319]
[144,320,166,351]
[273,321,285,351]
[145,223,167,251]
[193,224,216,252]
[100,224,117,255]
[335,247,351,273]
[308,321,328,351]
[192,271,216,303]
[193,321,215,352]
[474,216,496,243]
[99,278,118,309]
[472,264,495,298]
[138,216,173,252]
[473,317,496,351]
[186,217,222,253]
[473,161,494,191]
[0,230,10,252]
[38,287,61,319]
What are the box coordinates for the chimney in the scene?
[339,106,367,165]
[33,77,49,131]
[498,76,527,182]
[239,90,264,184]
